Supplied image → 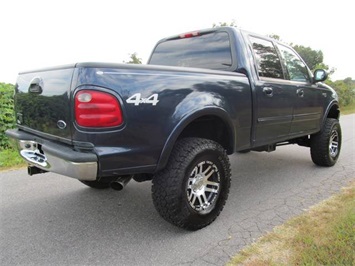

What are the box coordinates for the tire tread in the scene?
[152,138,231,230]
[310,118,341,167]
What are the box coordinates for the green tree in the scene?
[327,78,355,107]
[268,34,281,41]
[0,83,15,150]
[212,20,238,28]
[290,45,335,75]
[124,52,142,64]
[292,45,324,71]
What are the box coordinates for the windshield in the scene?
[149,31,232,70]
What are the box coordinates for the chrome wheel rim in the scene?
[329,129,339,158]
[187,161,220,214]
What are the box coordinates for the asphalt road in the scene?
[1,114,354,266]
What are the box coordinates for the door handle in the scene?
[297,88,304,97]
[263,87,273,97]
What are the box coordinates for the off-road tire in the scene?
[310,118,342,167]
[80,180,110,189]
[152,138,231,230]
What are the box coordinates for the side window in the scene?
[277,44,311,83]
[249,36,284,79]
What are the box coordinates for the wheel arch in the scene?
[322,101,340,129]
[326,101,340,119]
[155,108,235,172]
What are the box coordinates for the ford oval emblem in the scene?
[57,120,67,129]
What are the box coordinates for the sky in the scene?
[1,0,354,84]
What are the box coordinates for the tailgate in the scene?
[14,66,75,141]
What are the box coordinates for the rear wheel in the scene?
[152,138,231,230]
[310,118,342,166]
[80,180,110,189]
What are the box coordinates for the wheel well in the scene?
[327,104,340,119]
[178,115,234,154]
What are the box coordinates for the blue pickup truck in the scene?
[6,27,341,230]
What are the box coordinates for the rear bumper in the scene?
[5,129,97,181]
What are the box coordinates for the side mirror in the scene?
[313,69,328,83]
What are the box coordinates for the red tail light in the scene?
[179,31,199,38]
[75,90,123,127]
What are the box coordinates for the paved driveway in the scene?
[1,114,354,265]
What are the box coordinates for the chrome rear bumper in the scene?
[6,129,97,181]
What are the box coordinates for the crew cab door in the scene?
[248,36,295,145]
[276,44,324,135]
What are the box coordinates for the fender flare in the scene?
[322,100,340,126]
[155,107,236,172]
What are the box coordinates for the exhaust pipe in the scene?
[28,166,47,176]
[110,176,132,191]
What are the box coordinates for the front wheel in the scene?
[152,138,231,230]
[310,118,342,167]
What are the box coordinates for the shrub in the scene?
[0,82,16,150]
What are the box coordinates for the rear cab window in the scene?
[149,31,233,70]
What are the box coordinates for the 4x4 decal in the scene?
[126,93,159,106]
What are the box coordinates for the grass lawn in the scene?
[228,181,355,265]
[341,102,355,115]
[0,149,26,170]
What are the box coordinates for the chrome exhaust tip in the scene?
[110,176,132,191]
